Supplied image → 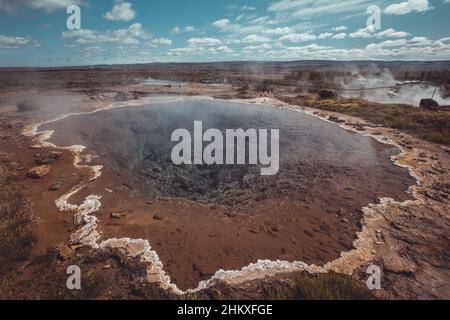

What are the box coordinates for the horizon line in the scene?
[2,59,450,70]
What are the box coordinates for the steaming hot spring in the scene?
[41,98,415,290]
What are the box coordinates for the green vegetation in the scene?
[193,272,377,300]
[264,273,377,300]
[284,96,450,145]
[0,162,36,275]
[0,162,107,299]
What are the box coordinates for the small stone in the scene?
[49,182,62,191]
[153,214,164,221]
[255,193,267,201]
[110,212,127,219]
[304,229,315,238]
[329,115,344,123]
[341,218,350,224]
[27,165,51,179]
[35,152,61,165]
[102,264,113,270]
[121,182,133,190]
[58,246,73,261]
[272,225,283,232]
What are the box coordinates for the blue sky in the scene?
[0,0,449,67]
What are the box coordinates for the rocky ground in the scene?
[0,75,449,300]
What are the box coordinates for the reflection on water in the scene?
[113,100,388,168]
[43,99,414,208]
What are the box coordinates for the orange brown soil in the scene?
[0,131,89,254]
[0,90,110,253]
[1,81,449,299]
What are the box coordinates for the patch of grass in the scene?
[264,273,376,300]
[193,272,376,300]
[0,162,36,275]
[283,96,450,145]
[0,261,107,300]
[0,164,175,300]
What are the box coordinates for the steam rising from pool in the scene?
[42,99,414,212]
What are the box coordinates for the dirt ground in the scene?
[0,68,449,299]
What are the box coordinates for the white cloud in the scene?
[318,32,333,39]
[223,38,242,45]
[241,5,256,11]
[172,26,196,34]
[187,37,222,47]
[184,26,196,32]
[211,16,273,35]
[62,23,150,45]
[262,27,293,35]
[437,37,450,42]
[162,33,450,61]
[259,37,450,61]
[268,0,309,12]
[408,36,431,46]
[208,46,234,54]
[0,34,40,48]
[151,37,172,46]
[385,0,431,15]
[171,27,181,35]
[0,0,82,13]
[349,26,376,38]
[247,16,275,26]
[104,2,136,21]
[332,33,346,39]
[242,34,271,43]
[244,43,272,51]
[366,39,408,51]
[169,47,199,56]
[378,28,410,38]
[333,26,347,31]
[350,26,411,39]
[268,0,375,20]
[280,33,316,43]
[212,19,230,28]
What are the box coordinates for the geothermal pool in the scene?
[43,99,415,289]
